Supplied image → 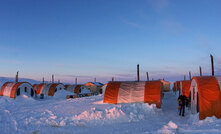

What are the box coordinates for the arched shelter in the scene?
[65,85,86,94]
[189,76,221,120]
[33,83,65,96]
[0,82,34,99]
[180,80,191,97]
[103,81,162,108]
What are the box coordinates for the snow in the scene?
[1,77,221,133]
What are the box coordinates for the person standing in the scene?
[178,95,188,116]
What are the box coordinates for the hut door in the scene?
[191,86,198,114]
[197,93,199,113]
[16,88,20,96]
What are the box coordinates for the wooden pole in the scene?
[137,64,140,82]
[146,72,149,81]
[43,77,44,83]
[210,54,214,76]
[199,66,202,76]
[15,71,19,82]
[94,78,96,83]
[112,77,114,82]
[52,75,54,83]
[58,80,60,83]
[75,78,77,85]
[184,75,186,80]
[189,72,192,80]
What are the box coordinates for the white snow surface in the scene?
[1,84,221,133]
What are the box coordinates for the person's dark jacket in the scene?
[178,95,187,106]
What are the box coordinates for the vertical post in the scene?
[184,75,186,80]
[58,80,60,83]
[189,72,192,80]
[94,78,96,83]
[175,82,177,95]
[15,71,19,82]
[43,77,45,83]
[75,77,77,85]
[146,72,149,81]
[52,75,54,83]
[137,64,140,82]
[210,54,214,76]
[199,66,202,76]
[112,77,114,82]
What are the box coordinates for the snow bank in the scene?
[52,89,75,99]
[158,121,178,134]
[71,103,160,126]
[1,91,221,134]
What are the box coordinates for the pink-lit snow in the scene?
[0,79,221,133]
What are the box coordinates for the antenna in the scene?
[199,66,202,76]
[94,77,96,82]
[146,72,149,81]
[112,77,114,82]
[210,54,214,76]
[52,75,54,83]
[15,71,19,82]
[137,64,140,82]
[75,77,77,85]
[189,72,192,80]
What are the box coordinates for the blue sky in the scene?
[0,0,221,83]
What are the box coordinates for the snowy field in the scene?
[1,90,221,134]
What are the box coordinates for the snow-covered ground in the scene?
[1,90,221,134]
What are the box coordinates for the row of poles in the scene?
[136,64,150,82]
[184,54,214,80]
[14,54,215,83]
[15,72,98,85]
[136,54,215,82]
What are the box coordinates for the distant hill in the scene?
[0,77,41,87]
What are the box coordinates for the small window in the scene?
[193,87,195,100]
[60,88,62,90]
[25,87,27,92]
[55,88,57,92]
[197,93,199,112]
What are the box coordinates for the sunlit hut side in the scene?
[33,83,65,97]
[100,83,108,94]
[173,81,181,94]
[84,82,104,93]
[179,80,191,97]
[0,82,35,99]
[0,72,35,99]
[64,84,86,94]
[189,76,221,120]
[160,79,170,92]
[103,81,163,108]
